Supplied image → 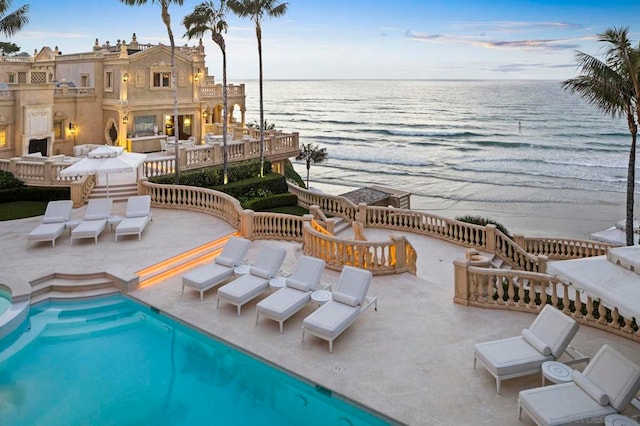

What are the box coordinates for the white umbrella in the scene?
[59,145,146,198]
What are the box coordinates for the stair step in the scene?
[30,287,121,305]
[137,233,239,286]
[41,314,143,341]
[31,276,115,298]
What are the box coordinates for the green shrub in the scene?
[455,215,512,238]
[215,173,288,207]
[0,186,70,203]
[0,171,25,189]
[245,193,298,211]
[148,159,271,187]
[284,159,305,188]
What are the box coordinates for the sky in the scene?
[8,0,640,80]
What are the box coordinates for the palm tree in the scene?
[227,0,288,177]
[0,1,29,38]
[183,0,231,184]
[563,27,640,246]
[296,143,327,189]
[120,0,184,184]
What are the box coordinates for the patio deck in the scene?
[2,204,640,425]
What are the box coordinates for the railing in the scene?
[200,83,245,98]
[290,185,613,270]
[244,210,304,241]
[453,260,640,343]
[0,158,79,186]
[69,175,95,208]
[515,235,610,260]
[287,182,358,221]
[140,179,243,229]
[303,218,416,275]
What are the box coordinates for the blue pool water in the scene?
[0,295,389,425]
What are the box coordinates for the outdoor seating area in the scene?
[181,236,251,300]
[217,245,287,315]
[301,265,377,353]
[518,344,640,426]
[473,304,583,394]
[114,195,153,241]
[27,200,73,247]
[70,199,113,245]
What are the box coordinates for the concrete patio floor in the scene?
[3,204,640,425]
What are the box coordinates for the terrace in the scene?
[2,183,639,425]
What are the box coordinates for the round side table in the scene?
[605,415,640,426]
[541,361,573,386]
[311,290,331,307]
[269,276,286,290]
[107,215,123,231]
[234,264,251,275]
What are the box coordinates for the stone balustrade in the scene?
[0,157,80,186]
[515,235,610,259]
[453,259,640,343]
[69,175,95,208]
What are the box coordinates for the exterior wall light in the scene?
[123,73,129,82]
[202,110,208,119]
[123,115,129,124]
[69,122,76,134]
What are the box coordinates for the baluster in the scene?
[574,292,583,319]
[611,308,620,330]
[598,302,607,325]
[562,284,571,314]
[507,276,516,306]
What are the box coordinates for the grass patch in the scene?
[0,201,48,221]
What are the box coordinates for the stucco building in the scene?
[0,33,245,159]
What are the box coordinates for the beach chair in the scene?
[301,266,377,352]
[70,199,113,245]
[473,304,581,394]
[217,246,287,316]
[115,195,152,242]
[181,237,251,300]
[27,200,73,247]
[256,256,326,332]
[519,344,640,426]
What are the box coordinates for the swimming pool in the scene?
[0,290,10,316]
[0,295,389,425]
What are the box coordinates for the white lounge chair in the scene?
[181,237,251,300]
[519,344,640,426]
[70,199,113,245]
[473,304,581,394]
[301,266,377,352]
[115,195,152,242]
[27,200,73,247]
[256,255,326,333]
[217,246,287,316]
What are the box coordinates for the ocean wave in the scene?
[450,164,627,184]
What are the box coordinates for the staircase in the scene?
[30,273,121,305]
[88,183,138,202]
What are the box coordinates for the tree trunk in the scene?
[626,132,637,246]
[222,48,228,184]
[306,162,311,188]
[257,23,264,177]
[162,7,180,184]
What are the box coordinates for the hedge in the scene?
[245,193,298,211]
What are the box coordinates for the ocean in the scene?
[239,80,636,239]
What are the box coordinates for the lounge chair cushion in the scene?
[286,278,310,292]
[303,301,360,339]
[571,370,609,406]
[331,290,359,307]
[71,219,107,239]
[584,344,640,411]
[474,336,552,377]
[28,223,65,242]
[127,209,148,218]
[250,266,272,279]
[257,287,311,321]
[215,256,235,268]
[42,215,68,224]
[332,266,372,306]
[519,382,617,425]
[183,263,234,289]
[529,305,579,358]
[521,328,551,356]
[217,274,268,305]
[116,216,149,234]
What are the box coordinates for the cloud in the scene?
[451,21,585,33]
[406,30,593,51]
[490,62,577,73]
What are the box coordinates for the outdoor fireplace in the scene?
[28,138,48,156]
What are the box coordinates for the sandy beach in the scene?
[296,173,635,242]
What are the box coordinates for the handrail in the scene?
[516,236,611,259]
[303,218,416,275]
[494,228,539,272]
[287,182,358,221]
[453,260,640,343]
